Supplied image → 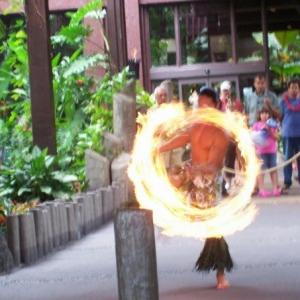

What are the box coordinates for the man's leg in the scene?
[295,136,300,183]
[283,137,293,187]
[216,268,230,289]
[195,237,233,289]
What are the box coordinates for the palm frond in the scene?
[51,25,91,47]
[57,125,75,151]
[69,0,105,26]
[63,54,108,77]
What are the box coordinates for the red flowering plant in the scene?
[0,206,6,234]
[0,199,39,234]
[0,199,39,223]
[0,203,6,227]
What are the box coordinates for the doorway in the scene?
[179,76,240,107]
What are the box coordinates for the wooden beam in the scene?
[139,7,150,90]
[24,0,56,155]
[149,61,265,80]
[105,0,128,74]
[230,0,237,63]
[261,0,270,89]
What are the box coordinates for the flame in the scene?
[128,103,260,239]
[131,47,137,60]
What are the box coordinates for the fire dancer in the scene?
[159,87,233,289]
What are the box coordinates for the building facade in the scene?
[124,0,300,102]
[1,0,300,103]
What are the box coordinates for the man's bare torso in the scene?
[190,123,229,172]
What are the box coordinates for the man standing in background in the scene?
[244,75,281,127]
[279,78,300,191]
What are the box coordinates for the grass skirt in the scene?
[195,237,234,273]
[167,162,234,274]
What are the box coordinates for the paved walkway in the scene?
[1,171,300,300]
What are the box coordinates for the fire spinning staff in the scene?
[128,103,260,238]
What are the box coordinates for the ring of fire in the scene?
[128,103,261,239]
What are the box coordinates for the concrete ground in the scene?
[1,171,300,300]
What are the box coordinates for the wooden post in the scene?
[24,0,56,154]
[19,213,37,264]
[261,0,270,88]
[6,214,20,266]
[114,208,159,300]
[105,0,128,74]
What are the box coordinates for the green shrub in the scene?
[0,146,77,203]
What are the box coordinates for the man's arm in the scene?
[267,128,280,141]
[265,92,282,120]
[266,104,281,121]
[243,94,250,114]
[159,133,190,153]
[277,99,284,122]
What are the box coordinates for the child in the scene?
[251,107,281,197]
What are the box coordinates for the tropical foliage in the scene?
[0,0,150,215]
[0,146,77,203]
[0,199,38,234]
[253,30,300,91]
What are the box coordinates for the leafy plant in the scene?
[253,31,300,91]
[0,19,31,157]
[136,80,151,107]
[88,67,131,122]
[0,0,152,204]
[51,0,109,63]
[0,19,29,102]
[0,146,77,203]
[0,0,23,14]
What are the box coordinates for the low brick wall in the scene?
[6,180,127,268]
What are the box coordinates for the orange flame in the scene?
[128,103,260,239]
[131,47,137,60]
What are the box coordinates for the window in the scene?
[235,1,263,62]
[236,31,264,62]
[50,12,77,58]
[179,3,231,64]
[148,2,232,67]
[149,6,175,67]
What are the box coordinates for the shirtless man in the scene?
[159,87,232,289]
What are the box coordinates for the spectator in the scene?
[219,81,243,113]
[244,75,281,127]
[279,78,300,191]
[251,107,281,197]
[149,86,183,168]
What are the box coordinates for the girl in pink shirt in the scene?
[251,107,281,197]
